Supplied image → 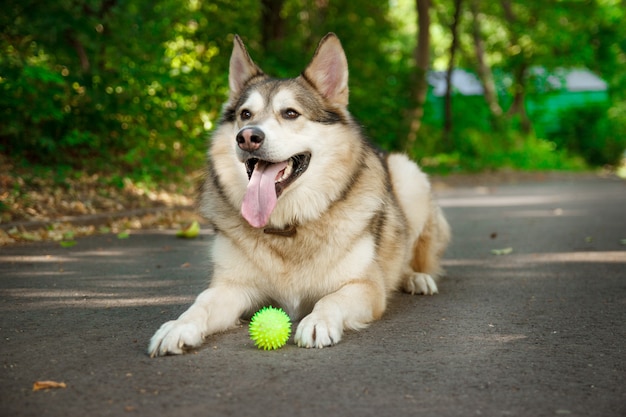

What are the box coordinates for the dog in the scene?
[148,33,450,356]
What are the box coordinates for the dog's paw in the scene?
[147,320,204,357]
[403,272,438,295]
[294,313,343,348]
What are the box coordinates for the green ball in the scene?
[249,306,291,350]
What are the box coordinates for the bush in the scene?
[416,128,585,173]
[548,103,626,167]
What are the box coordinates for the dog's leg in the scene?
[402,232,441,295]
[148,284,253,357]
[294,278,385,348]
[403,222,440,295]
[403,205,450,295]
[402,270,439,295]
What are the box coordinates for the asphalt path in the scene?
[1,175,625,417]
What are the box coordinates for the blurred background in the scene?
[1,1,625,205]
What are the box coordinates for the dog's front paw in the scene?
[403,272,438,295]
[294,313,343,348]
[148,320,204,357]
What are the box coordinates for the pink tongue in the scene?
[241,161,288,228]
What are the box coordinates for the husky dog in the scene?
[148,33,450,356]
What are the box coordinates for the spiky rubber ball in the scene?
[249,307,291,350]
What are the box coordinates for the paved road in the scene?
[1,175,625,417]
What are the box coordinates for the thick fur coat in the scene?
[148,33,450,356]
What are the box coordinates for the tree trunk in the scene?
[508,63,531,133]
[405,0,431,151]
[260,0,285,51]
[470,0,503,128]
[443,0,463,145]
[500,0,531,132]
[65,30,91,72]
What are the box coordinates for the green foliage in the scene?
[1,0,625,181]
[548,103,626,167]
[417,128,584,173]
[0,0,257,178]
[0,0,409,178]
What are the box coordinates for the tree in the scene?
[405,0,431,151]
[0,0,262,175]
[499,0,532,132]
[469,0,503,127]
[260,0,286,50]
[1,0,624,176]
[443,0,463,144]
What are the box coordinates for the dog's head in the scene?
[218,33,358,229]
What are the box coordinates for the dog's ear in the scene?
[303,33,349,106]
[229,35,264,98]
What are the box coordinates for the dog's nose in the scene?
[236,127,265,152]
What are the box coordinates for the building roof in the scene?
[428,70,484,97]
[427,68,608,97]
[534,67,608,92]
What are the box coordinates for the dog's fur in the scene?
[148,33,450,356]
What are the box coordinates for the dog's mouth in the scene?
[241,153,311,228]
[245,153,311,194]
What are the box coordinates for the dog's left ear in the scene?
[229,35,264,99]
[303,33,349,106]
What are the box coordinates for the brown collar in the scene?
[263,224,297,237]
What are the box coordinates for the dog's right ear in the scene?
[229,35,264,98]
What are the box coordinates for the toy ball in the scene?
[249,306,291,350]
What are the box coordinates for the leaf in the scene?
[33,380,67,391]
[60,240,77,248]
[117,231,130,239]
[176,220,200,238]
[20,232,42,241]
[491,247,513,256]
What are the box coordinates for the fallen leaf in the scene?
[33,380,67,391]
[117,231,130,239]
[176,220,200,238]
[21,232,42,242]
[59,240,77,248]
[491,247,513,256]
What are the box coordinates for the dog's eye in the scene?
[282,108,300,120]
[240,109,252,120]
